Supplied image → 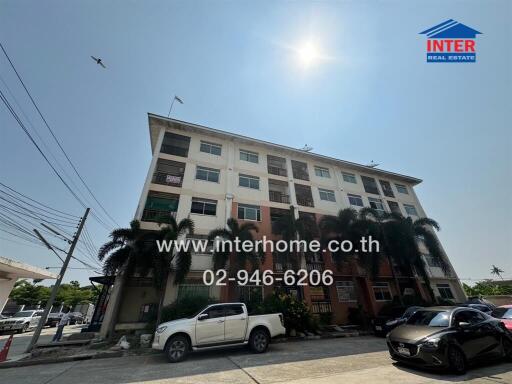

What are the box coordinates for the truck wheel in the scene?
[164,335,189,363]
[249,328,269,353]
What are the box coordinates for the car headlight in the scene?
[156,325,167,334]
[421,337,440,348]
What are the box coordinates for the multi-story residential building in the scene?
[104,114,465,331]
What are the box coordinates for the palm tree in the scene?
[491,265,504,280]
[318,208,383,277]
[272,206,318,298]
[207,217,261,273]
[141,216,195,325]
[380,213,449,302]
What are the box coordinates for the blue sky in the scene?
[0,1,510,285]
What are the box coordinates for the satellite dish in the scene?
[366,160,380,168]
[300,144,313,152]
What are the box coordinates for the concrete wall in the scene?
[0,278,16,312]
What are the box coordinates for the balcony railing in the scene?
[141,209,177,223]
[160,144,189,157]
[268,166,287,177]
[152,172,183,187]
[274,261,293,273]
[306,262,324,272]
[311,301,332,314]
[269,191,290,204]
[296,196,314,207]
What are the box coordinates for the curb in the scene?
[0,350,123,369]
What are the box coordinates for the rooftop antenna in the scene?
[366,160,380,168]
[300,144,313,152]
[167,95,184,117]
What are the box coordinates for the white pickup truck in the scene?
[152,302,286,362]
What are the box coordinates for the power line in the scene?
[0,42,120,229]
[0,88,112,231]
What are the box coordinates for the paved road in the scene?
[0,325,84,360]
[0,336,511,384]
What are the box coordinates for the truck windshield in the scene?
[406,310,450,327]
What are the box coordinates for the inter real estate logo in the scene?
[419,19,482,63]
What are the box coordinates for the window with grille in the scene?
[200,141,222,156]
[196,166,220,183]
[239,174,260,189]
[238,204,261,221]
[342,172,357,183]
[319,188,336,202]
[191,198,217,216]
[336,281,356,302]
[240,150,259,163]
[348,194,364,207]
[314,166,330,178]
[404,204,418,216]
[395,184,408,194]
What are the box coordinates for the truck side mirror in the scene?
[198,313,209,321]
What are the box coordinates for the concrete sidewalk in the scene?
[0,336,510,384]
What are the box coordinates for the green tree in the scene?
[208,217,261,273]
[463,281,512,296]
[9,280,51,306]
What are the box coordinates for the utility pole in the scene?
[25,208,90,353]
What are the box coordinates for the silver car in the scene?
[0,310,43,333]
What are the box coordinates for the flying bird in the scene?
[91,56,106,68]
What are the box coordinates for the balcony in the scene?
[291,160,309,181]
[273,257,293,273]
[160,132,190,158]
[268,166,287,177]
[267,155,287,177]
[141,209,177,223]
[152,159,185,187]
[142,191,179,223]
[306,262,324,272]
[269,190,290,204]
[311,301,332,314]
[295,184,314,207]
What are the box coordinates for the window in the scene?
[240,149,259,163]
[238,204,261,221]
[239,174,260,189]
[403,204,418,216]
[225,304,244,316]
[379,180,394,198]
[202,305,225,319]
[191,198,217,216]
[200,141,222,156]
[238,286,263,304]
[436,283,454,300]
[160,132,190,157]
[373,282,392,301]
[348,194,364,207]
[407,310,450,327]
[336,281,356,302]
[291,160,309,181]
[453,310,485,326]
[177,283,210,299]
[314,166,330,178]
[395,184,408,194]
[267,155,287,176]
[387,201,401,214]
[361,176,379,195]
[319,188,336,202]
[368,197,385,214]
[195,166,220,183]
[342,172,357,183]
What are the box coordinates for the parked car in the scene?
[0,310,43,333]
[152,302,286,362]
[372,306,422,337]
[387,306,512,374]
[46,312,65,327]
[464,297,496,313]
[460,303,493,315]
[492,305,512,331]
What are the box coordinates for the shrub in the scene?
[160,295,217,323]
[252,293,316,333]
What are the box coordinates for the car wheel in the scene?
[448,346,467,375]
[249,328,269,353]
[164,335,189,363]
[18,323,29,334]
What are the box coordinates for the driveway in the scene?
[0,336,510,384]
[0,325,85,360]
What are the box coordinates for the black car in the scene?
[387,306,512,374]
[460,303,493,315]
[372,306,422,337]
